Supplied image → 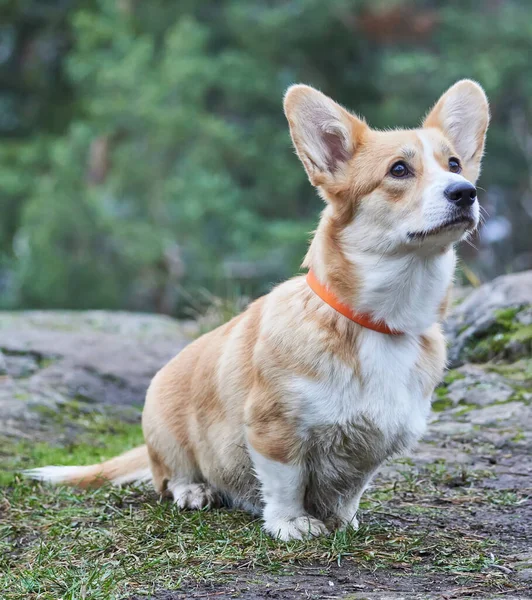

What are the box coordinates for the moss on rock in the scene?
[443,369,466,385]
[463,306,532,363]
[432,386,453,411]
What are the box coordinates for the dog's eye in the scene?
[449,157,462,173]
[390,161,409,178]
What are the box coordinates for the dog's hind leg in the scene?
[146,443,172,494]
[147,440,219,509]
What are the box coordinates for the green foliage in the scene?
[1,1,532,312]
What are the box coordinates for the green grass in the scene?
[182,289,249,338]
[1,476,508,600]
[0,406,144,486]
[0,399,522,599]
[432,384,454,412]
[0,425,144,486]
[443,369,466,385]
[1,452,520,600]
[487,358,532,382]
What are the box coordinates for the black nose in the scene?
[444,181,477,208]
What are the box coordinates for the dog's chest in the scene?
[292,331,433,459]
[292,333,434,517]
[302,418,409,518]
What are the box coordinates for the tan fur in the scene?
[418,325,447,397]
[53,445,150,488]
[438,284,454,321]
[140,277,367,491]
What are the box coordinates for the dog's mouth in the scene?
[407,215,476,241]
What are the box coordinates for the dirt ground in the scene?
[140,411,532,599]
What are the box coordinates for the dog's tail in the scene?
[23,445,151,488]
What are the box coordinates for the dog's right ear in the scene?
[284,85,366,188]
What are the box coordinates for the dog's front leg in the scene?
[245,382,329,540]
[247,446,329,541]
[330,471,376,531]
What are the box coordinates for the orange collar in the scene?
[306,270,403,335]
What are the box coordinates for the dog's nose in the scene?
[444,181,477,208]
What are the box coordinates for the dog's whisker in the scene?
[479,204,491,217]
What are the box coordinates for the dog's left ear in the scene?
[424,80,490,181]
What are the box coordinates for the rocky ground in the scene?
[1,273,531,599]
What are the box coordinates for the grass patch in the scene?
[432,369,471,412]
[1,474,509,600]
[0,417,143,486]
[432,397,453,412]
[493,307,521,328]
[182,289,249,338]
[29,398,140,431]
[487,358,532,379]
[0,410,522,598]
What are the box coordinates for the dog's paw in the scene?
[326,512,359,532]
[169,483,216,510]
[264,514,330,541]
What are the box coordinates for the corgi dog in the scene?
[25,80,489,541]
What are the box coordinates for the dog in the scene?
[25,80,489,541]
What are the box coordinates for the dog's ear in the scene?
[284,85,366,188]
[424,80,490,181]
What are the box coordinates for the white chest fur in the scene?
[290,329,432,446]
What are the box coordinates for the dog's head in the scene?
[284,80,490,256]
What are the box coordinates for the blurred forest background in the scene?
[1,0,531,316]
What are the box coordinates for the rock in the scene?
[446,270,532,367]
[466,401,527,426]
[3,353,40,378]
[448,271,532,333]
[0,311,190,440]
[516,568,532,582]
[512,552,532,563]
[428,421,473,435]
[0,350,6,377]
[445,364,514,407]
